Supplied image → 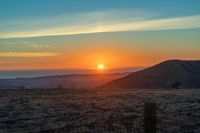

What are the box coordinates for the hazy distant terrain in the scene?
[0,88,199,132]
[101,60,200,89]
[0,73,128,89]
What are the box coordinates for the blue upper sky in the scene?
[0,0,200,38]
[0,0,200,39]
[1,0,200,20]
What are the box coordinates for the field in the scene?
[0,88,200,133]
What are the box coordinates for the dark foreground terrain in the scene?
[0,88,200,133]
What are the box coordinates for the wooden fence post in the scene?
[144,102,157,133]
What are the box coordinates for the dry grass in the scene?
[0,88,200,132]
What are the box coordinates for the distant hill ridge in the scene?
[0,72,128,89]
[99,60,200,89]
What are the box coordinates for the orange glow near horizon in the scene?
[1,45,199,71]
[0,54,179,70]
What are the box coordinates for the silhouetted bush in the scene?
[18,85,26,89]
[172,81,181,89]
[55,85,64,89]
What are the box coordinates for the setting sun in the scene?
[97,64,105,70]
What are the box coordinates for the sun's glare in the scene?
[97,64,105,70]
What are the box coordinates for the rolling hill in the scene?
[99,60,200,89]
[0,73,128,89]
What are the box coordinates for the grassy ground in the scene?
[0,88,200,132]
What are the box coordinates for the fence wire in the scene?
[0,108,199,133]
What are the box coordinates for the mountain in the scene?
[99,60,200,89]
[0,73,128,89]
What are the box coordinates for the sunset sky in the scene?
[0,0,200,70]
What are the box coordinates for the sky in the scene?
[0,0,200,71]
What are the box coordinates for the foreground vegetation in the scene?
[0,88,199,132]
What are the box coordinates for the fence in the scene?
[32,116,138,133]
[0,103,198,133]
[157,113,198,133]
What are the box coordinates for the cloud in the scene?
[0,52,60,57]
[0,41,50,48]
[0,10,200,39]
[20,41,50,48]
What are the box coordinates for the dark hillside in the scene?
[100,60,200,89]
